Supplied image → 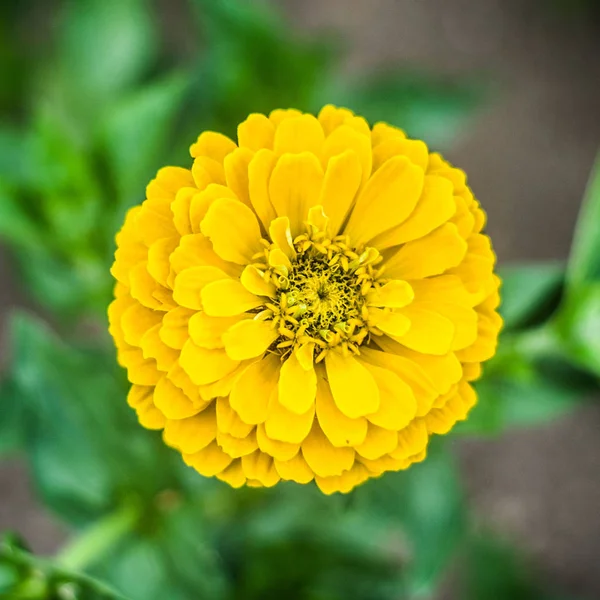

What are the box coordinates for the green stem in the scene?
[55,502,139,572]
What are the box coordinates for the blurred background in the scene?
[1,0,600,599]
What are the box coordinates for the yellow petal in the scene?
[269,216,296,259]
[167,361,202,402]
[362,363,417,430]
[384,223,467,280]
[301,422,355,478]
[119,344,160,385]
[216,460,246,488]
[200,198,262,265]
[222,319,278,360]
[139,324,179,372]
[322,125,371,188]
[325,352,380,418]
[224,147,254,208]
[129,262,163,310]
[273,114,325,155]
[215,396,254,438]
[171,187,198,236]
[248,149,278,229]
[127,385,165,430]
[190,131,237,161]
[318,150,362,236]
[269,108,302,126]
[146,166,194,200]
[159,306,194,350]
[317,104,355,135]
[269,152,324,237]
[315,376,367,447]
[188,312,246,349]
[241,451,280,487]
[135,199,177,247]
[354,424,398,460]
[368,308,412,337]
[180,339,240,385]
[393,305,455,355]
[238,113,275,151]
[264,389,314,444]
[256,423,299,460]
[359,348,438,417]
[278,349,317,414]
[371,175,456,249]
[201,279,263,316]
[173,266,231,310]
[121,303,163,346]
[191,155,226,189]
[147,237,178,289]
[367,280,414,308]
[189,184,238,234]
[315,463,370,495]
[390,420,429,460]
[371,122,406,146]
[408,275,473,306]
[153,376,206,419]
[344,156,424,246]
[163,404,216,453]
[240,265,277,297]
[274,452,314,483]
[229,354,280,424]
[373,137,429,171]
[198,359,254,401]
[183,441,233,477]
[169,233,240,282]
[217,429,258,458]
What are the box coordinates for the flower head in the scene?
[109,106,502,494]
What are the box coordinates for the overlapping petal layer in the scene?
[109,106,502,494]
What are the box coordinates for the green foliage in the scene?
[0,533,128,600]
[566,158,600,289]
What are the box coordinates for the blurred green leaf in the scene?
[498,263,565,331]
[101,72,190,205]
[459,333,595,436]
[0,532,129,599]
[555,283,600,377]
[566,155,600,289]
[464,533,545,600]
[5,311,183,526]
[337,71,483,147]
[0,377,24,456]
[357,442,465,597]
[95,501,229,600]
[58,0,158,107]
[190,0,337,137]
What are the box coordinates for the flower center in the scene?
[252,226,384,361]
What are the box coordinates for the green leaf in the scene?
[357,441,466,597]
[101,73,189,205]
[0,533,130,599]
[58,0,158,106]
[0,377,25,456]
[555,283,600,376]
[464,533,545,600]
[337,70,483,147]
[189,0,337,138]
[94,502,229,600]
[498,262,565,330]
[566,155,600,289]
[5,312,182,525]
[457,337,595,436]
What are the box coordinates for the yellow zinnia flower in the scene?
[108,106,502,494]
